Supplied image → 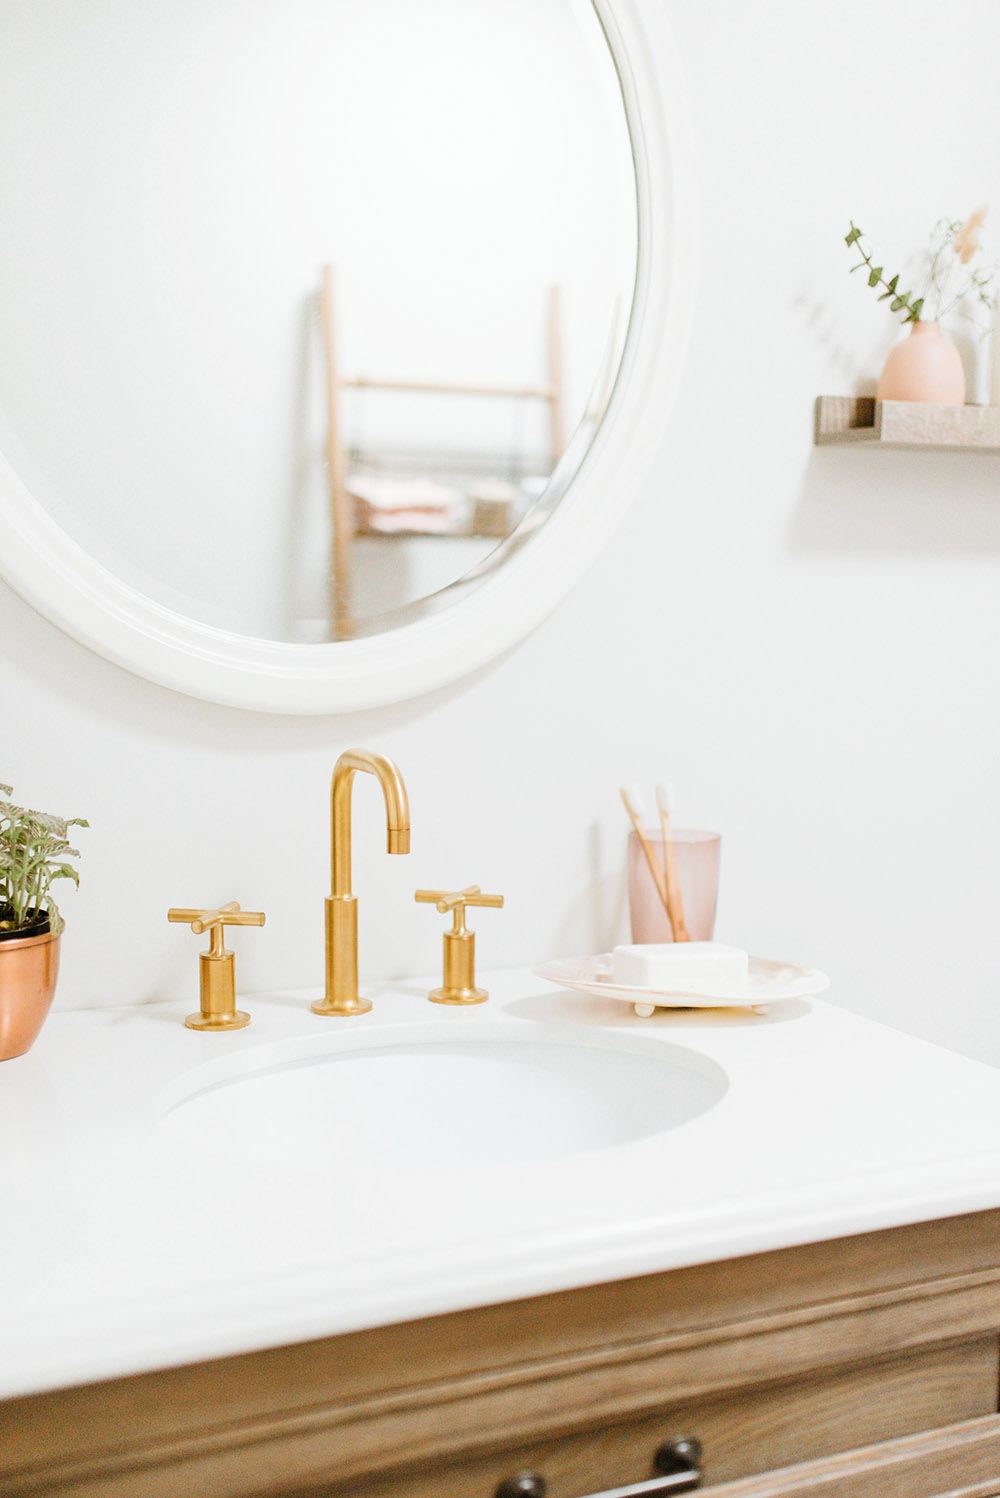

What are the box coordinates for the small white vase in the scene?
[877,320,965,405]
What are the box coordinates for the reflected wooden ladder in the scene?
[319,265,566,640]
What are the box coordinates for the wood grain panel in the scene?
[694,1412,1000,1498]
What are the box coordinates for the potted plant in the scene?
[0,785,87,1061]
[845,212,997,403]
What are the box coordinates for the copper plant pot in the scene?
[0,927,61,1061]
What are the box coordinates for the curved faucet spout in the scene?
[331,749,410,896]
[315,749,410,1018]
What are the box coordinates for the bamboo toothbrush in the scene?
[620,784,672,923]
[656,782,690,942]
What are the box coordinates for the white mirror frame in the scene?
[0,0,696,715]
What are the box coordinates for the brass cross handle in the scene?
[169,901,266,944]
[414,886,504,1005]
[414,885,504,934]
[167,902,266,1031]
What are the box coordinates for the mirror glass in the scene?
[0,0,636,643]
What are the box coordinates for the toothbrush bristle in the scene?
[623,782,646,819]
[656,781,675,816]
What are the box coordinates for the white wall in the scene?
[3,0,1000,1066]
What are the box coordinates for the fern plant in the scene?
[0,785,87,937]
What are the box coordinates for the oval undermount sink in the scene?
[160,1022,727,1171]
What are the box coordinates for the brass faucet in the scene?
[312,749,410,1017]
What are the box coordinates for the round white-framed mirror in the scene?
[0,0,695,713]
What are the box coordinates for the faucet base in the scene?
[311,995,373,1017]
[429,985,489,1006]
[185,1010,251,1031]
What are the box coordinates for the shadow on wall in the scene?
[545,821,629,960]
[792,291,884,398]
[788,447,1000,558]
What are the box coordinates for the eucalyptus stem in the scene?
[846,214,997,331]
[845,223,923,321]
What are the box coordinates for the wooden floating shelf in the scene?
[815,396,1000,453]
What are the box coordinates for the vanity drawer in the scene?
[317,1337,998,1498]
[4,1332,994,1498]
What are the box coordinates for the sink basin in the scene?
[160,1022,727,1171]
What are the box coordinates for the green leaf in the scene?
[868,267,882,287]
[890,296,906,311]
[886,274,899,293]
[0,785,85,932]
[845,225,862,246]
[909,297,925,320]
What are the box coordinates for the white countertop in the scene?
[4,967,1000,1401]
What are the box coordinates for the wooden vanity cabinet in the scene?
[3,1210,1000,1498]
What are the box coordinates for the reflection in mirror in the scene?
[0,0,637,643]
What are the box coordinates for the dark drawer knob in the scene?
[495,1436,702,1498]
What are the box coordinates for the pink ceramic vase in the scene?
[876,320,965,404]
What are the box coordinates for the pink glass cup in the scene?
[627,829,721,944]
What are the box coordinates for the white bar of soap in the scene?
[611,941,749,993]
